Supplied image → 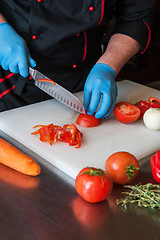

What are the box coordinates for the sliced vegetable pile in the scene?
[31,123,82,148]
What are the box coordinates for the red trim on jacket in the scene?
[141,22,151,54]
[0,73,14,83]
[82,31,87,61]
[0,72,15,98]
[0,85,15,99]
[97,0,105,25]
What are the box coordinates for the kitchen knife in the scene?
[29,67,85,114]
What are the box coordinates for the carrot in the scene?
[0,138,41,176]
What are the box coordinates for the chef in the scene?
[0,0,155,118]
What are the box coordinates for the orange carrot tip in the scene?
[0,138,41,176]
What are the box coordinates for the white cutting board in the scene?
[0,80,160,179]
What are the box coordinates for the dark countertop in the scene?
[0,130,160,240]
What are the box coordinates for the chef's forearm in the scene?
[0,13,7,23]
[97,33,140,75]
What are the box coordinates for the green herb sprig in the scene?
[117,183,160,210]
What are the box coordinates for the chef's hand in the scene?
[0,23,36,78]
[83,63,117,119]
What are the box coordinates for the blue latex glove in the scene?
[83,63,117,119]
[0,23,36,78]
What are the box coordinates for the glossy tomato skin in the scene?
[76,112,101,128]
[114,102,141,124]
[75,167,113,203]
[105,151,139,184]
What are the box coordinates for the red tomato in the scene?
[114,102,141,124]
[105,151,139,184]
[76,111,101,128]
[75,167,113,203]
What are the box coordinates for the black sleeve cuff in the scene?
[113,21,151,54]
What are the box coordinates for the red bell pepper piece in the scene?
[63,124,77,145]
[148,97,160,108]
[35,124,56,145]
[137,100,151,117]
[61,124,82,147]
[137,96,160,117]
[150,150,160,183]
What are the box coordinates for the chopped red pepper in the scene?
[137,100,151,117]
[31,123,82,148]
[58,124,82,148]
[150,150,160,183]
[148,97,160,108]
[137,96,160,117]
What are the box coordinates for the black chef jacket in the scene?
[0,0,155,112]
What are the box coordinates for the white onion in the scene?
[143,108,160,130]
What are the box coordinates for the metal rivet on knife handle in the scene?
[70,102,72,107]
[77,105,80,111]
[81,106,84,113]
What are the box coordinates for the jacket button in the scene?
[89,6,94,11]
[32,35,37,40]
[73,64,77,68]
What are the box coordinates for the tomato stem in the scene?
[126,164,139,180]
[80,168,104,177]
[79,168,111,186]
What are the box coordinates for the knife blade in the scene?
[29,67,85,114]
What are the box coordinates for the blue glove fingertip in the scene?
[21,72,29,78]
[19,67,29,78]
[95,112,102,119]
[30,58,36,68]
[87,109,97,116]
